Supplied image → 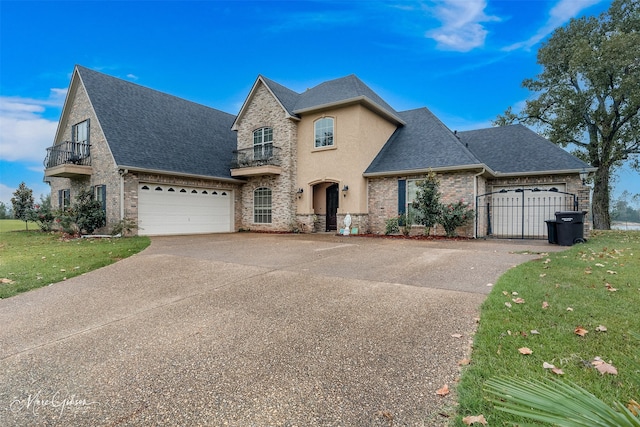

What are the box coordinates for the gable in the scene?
[76,66,237,179]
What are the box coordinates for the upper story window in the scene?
[253,127,273,160]
[73,120,89,144]
[314,117,334,148]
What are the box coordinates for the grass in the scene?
[0,219,150,299]
[454,230,640,426]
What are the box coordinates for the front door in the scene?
[326,184,339,231]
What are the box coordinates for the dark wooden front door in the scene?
[326,184,339,231]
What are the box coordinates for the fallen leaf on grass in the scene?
[605,283,618,292]
[518,347,533,355]
[566,307,574,311]
[591,358,618,375]
[436,384,450,396]
[462,414,488,426]
[543,362,555,369]
[542,301,549,309]
[0,278,15,284]
[505,302,512,308]
[512,297,525,304]
[530,330,540,335]
[595,325,607,332]
[606,270,617,275]
[552,368,565,375]
[539,273,547,278]
[628,399,640,416]
[595,263,605,267]
[575,326,588,337]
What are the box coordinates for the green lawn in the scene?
[455,230,640,425]
[0,219,150,299]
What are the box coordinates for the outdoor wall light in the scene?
[342,185,349,196]
[296,188,304,199]
[579,168,589,184]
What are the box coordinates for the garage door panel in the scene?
[138,184,232,236]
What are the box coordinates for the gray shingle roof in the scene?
[77,65,237,179]
[260,76,300,116]
[261,74,403,123]
[457,124,591,174]
[365,108,482,175]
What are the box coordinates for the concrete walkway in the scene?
[0,234,560,426]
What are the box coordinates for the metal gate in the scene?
[476,187,577,239]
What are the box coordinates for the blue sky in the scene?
[1,0,637,207]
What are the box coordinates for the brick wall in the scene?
[234,83,298,231]
[48,81,121,231]
[367,171,477,236]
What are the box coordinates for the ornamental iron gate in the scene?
[476,187,578,240]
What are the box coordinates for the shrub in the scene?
[28,195,55,232]
[412,172,442,235]
[110,218,138,236]
[439,200,474,237]
[385,216,400,235]
[74,189,106,234]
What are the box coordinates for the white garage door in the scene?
[138,184,233,236]
[491,184,570,238]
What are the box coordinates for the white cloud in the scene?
[426,0,499,52]
[0,89,65,163]
[503,0,604,51]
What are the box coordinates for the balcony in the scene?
[230,146,282,177]
[44,141,92,178]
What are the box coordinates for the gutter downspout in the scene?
[473,168,486,239]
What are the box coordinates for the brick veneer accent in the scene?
[48,82,122,232]
[368,171,477,236]
[234,83,298,231]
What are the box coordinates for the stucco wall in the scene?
[295,104,398,218]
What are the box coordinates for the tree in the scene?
[411,171,442,235]
[10,182,34,231]
[496,0,640,229]
[0,201,10,219]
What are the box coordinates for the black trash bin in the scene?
[555,211,587,246]
[545,220,559,244]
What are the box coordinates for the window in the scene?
[402,179,426,225]
[314,117,334,148]
[254,187,272,223]
[58,189,71,209]
[73,120,89,144]
[71,120,90,161]
[253,127,273,161]
[94,185,106,212]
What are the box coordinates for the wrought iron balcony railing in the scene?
[231,146,281,169]
[44,141,91,168]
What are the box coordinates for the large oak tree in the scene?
[496,0,640,229]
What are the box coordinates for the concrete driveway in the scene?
[0,233,559,426]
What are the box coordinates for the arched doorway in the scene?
[325,183,339,231]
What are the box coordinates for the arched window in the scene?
[254,187,272,224]
[314,117,334,148]
[253,127,273,161]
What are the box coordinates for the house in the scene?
[44,65,594,238]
